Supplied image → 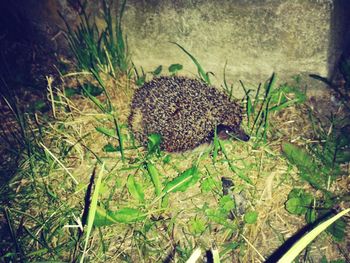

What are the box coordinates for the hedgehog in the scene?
[128,76,249,152]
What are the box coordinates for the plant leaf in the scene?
[147,163,162,196]
[277,208,350,263]
[171,42,210,84]
[82,84,103,96]
[147,133,162,155]
[168,63,183,74]
[219,195,236,212]
[163,166,199,194]
[94,206,146,226]
[81,163,104,263]
[326,217,346,242]
[244,211,258,224]
[102,143,119,152]
[282,143,327,189]
[188,218,206,235]
[152,65,162,76]
[285,197,307,215]
[64,87,81,97]
[126,175,145,202]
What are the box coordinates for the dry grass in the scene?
[1,72,348,262]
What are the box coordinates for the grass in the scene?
[1,2,349,262]
[1,69,348,262]
[60,0,130,77]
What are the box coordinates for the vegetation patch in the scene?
[0,1,349,262]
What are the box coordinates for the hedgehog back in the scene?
[129,76,242,152]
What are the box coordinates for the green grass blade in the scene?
[171,42,211,84]
[212,249,220,263]
[94,206,146,226]
[147,163,162,196]
[95,126,116,138]
[278,208,350,263]
[127,175,145,202]
[40,142,78,185]
[162,166,199,193]
[219,141,253,185]
[80,84,106,113]
[186,248,202,263]
[80,163,105,263]
[113,115,125,162]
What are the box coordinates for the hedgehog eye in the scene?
[225,130,229,134]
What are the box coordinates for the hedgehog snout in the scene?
[217,125,250,141]
[234,128,250,142]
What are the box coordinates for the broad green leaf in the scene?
[126,175,145,202]
[94,206,119,226]
[326,217,346,242]
[168,63,183,74]
[277,208,350,263]
[282,143,316,172]
[320,256,328,263]
[147,163,162,196]
[163,166,199,193]
[200,177,218,193]
[219,195,236,212]
[244,211,258,224]
[136,75,146,86]
[205,208,228,225]
[96,126,116,138]
[102,143,119,152]
[285,197,307,215]
[163,155,171,164]
[287,189,313,209]
[147,133,162,154]
[94,206,146,226]
[111,207,146,223]
[288,188,306,199]
[188,218,206,235]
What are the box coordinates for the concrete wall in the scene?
[123,0,334,90]
[3,0,350,94]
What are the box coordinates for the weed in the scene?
[282,117,349,241]
[133,64,146,86]
[60,0,130,76]
[1,35,348,262]
[241,73,306,143]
